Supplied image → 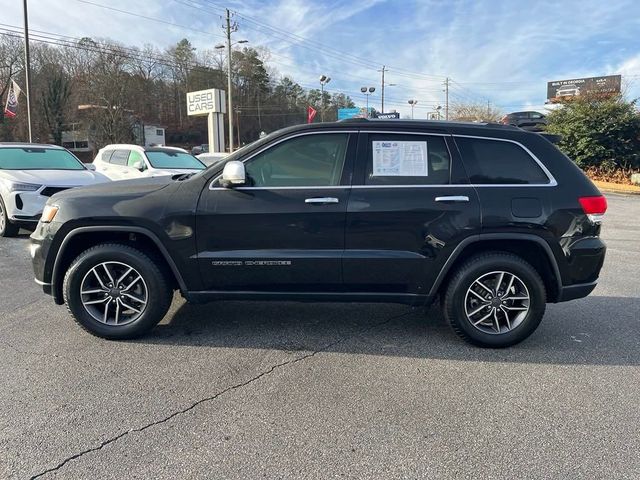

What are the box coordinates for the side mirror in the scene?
[221,161,246,187]
[86,164,96,171]
[132,160,145,171]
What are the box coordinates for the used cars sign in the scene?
[186,88,226,116]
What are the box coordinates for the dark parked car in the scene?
[501,111,548,131]
[30,119,607,348]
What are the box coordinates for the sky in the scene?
[3,0,640,118]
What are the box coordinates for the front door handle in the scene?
[305,197,339,205]
[435,195,470,203]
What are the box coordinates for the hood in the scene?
[0,169,109,187]
[50,175,174,201]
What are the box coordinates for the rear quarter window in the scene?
[455,137,550,185]
[100,150,114,162]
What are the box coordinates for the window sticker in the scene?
[372,141,428,176]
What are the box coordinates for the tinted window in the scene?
[145,151,205,170]
[0,147,85,170]
[530,112,544,119]
[109,150,130,166]
[245,133,349,187]
[365,134,450,185]
[128,150,145,167]
[456,137,550,185]
[100,150,114,162]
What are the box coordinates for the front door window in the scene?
[245,133,349,187]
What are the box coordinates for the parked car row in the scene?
[0,142,227,237]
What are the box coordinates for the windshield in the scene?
[145,151,205,170]
[0,147,85,170]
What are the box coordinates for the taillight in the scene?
[579,195,607,223]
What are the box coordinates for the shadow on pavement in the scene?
[137,294,640,367]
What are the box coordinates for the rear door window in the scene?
[455,137,550,185]
[109,150,130,166]
[364,134,451,185]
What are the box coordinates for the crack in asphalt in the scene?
[30,308,415,479]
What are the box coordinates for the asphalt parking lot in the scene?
[1,194,639,479]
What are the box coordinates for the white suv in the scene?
[0,143,109,236]
[92,144,205,181]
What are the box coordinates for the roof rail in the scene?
[337,118,370,123]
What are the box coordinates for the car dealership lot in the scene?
[1,193,638,479]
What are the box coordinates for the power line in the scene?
[76,0,226,39]
[176,0,448,81]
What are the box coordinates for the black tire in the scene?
[443,252,546,348]
[63,243,172,339]
[0,196,20,237]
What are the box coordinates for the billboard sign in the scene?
[547,75,621,101]
[338,107,372,120]
[186,88,226,116]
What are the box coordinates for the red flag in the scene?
[307,105,317,123]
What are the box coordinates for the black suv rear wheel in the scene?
[443,252,546,348]
[63,243,172,339]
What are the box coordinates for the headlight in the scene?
[41,205,59,223]
[9,182,42,192]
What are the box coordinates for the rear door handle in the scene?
[435,195,469,203]
[305,197,339,204]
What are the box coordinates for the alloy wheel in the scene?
[464,270,530,334]
[80,261,148,326]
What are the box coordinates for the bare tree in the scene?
[450,102,503,122]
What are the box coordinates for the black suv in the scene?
[501,111,548,131]
[30,120,607,347]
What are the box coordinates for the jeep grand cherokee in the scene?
[30,119,607,348]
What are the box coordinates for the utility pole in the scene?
[379,65,386,113]
[224,9,236,152]
[22,0,33,142]
[444,77,450,121]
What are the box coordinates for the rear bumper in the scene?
[564,236,606,285]
[557,281,598,302]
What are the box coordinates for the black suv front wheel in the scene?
[443,252,546,348]
[63,243,172,339]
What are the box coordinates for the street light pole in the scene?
[379,65,386,113]
[22,0,32,142]
[319,75,331,122]
[360,87,375,118]
[443,77,450,121]
[225,9,234,152]
[408,99,417,119]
